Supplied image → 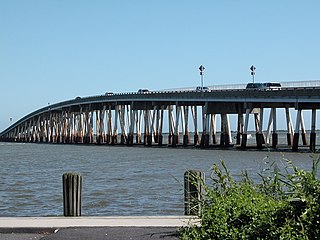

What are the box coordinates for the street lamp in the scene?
[250,65,256,83]
[199,65,205,91]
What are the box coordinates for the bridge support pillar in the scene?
[271,108,278,148]
[120,134,126,145]
[300,112,308,146]
[183,134,190,146]
[158,134,163,146]
[272,133,278,148]
[147,135,152,146]
[200,134,209,148]
[256,133,264,149]
[111,135,117,145]
[310,109,317,152]
[292,109,302,151]
[106,134,110,144]
[241,134,248,148]
[236,114,243,145]
[293,133,300,152]
[127,133,134,145]
[285,108,294,146]
[172,135,178,147]
[194,133,199,146]
[241,109,250,149]
[287,133,293,146]
[210,114,217,145]
[220,114,231,146]
[136,134,141,144]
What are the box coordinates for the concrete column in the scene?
[168,106,173,145]
[183,106,190,146]
[200,105,209,147]
[285,108,294,146]
[192,106,199,145]
[220,114,229,146]
[173,105,181,147]
[272,108,278,148]
[211,114,218,144]
[292,109,302,151]
[236,114,243,145]
[310,109,317,152]
[256,108,264,149]
[300,112,308,146]
[158,107,164,146]
[112,106,119,144]
[241,109,250,148]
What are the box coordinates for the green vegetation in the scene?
[180,157,320,239]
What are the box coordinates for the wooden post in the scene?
[63,173,82,217]
[184,170,204,216]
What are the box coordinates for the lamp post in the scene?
[250,65,256,83]
[199,65,205,91]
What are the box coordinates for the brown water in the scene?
[0,142,318,216]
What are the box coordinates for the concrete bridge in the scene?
[1,85,319,151]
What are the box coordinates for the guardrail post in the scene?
[63,173,82,216]
[184,170,204,216]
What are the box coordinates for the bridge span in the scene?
[1,87,319,151]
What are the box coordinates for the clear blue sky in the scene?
[1,1,320,131]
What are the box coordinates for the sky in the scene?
[1,0,320,131]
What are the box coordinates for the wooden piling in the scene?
[184,170,204,216]
[62,173,82,217]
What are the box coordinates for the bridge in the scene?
[1,84,319,152]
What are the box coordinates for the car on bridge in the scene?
[137,89,149,93]
[196,86,211,92]
[246,82,281,91]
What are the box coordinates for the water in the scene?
[0,142,318,217]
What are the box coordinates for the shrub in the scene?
[180,157,320,239]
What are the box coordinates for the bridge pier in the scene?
[211,114,218,144]
[271,108,278,148]
[300,113,308,146]
[292,109,302,151]
[183,106,190,146]
[220,114,231,146]
[285,108,294,146]
[310,109,317,152]
[241,109,250,148]
[255,108,264,149]
[191,106,199,146]
[200,105,209,148]
[236,114,243,145]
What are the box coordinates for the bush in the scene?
[180,157,320,239]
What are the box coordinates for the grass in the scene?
[180,156,320,239]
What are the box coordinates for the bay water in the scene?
[0,142,318,217]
